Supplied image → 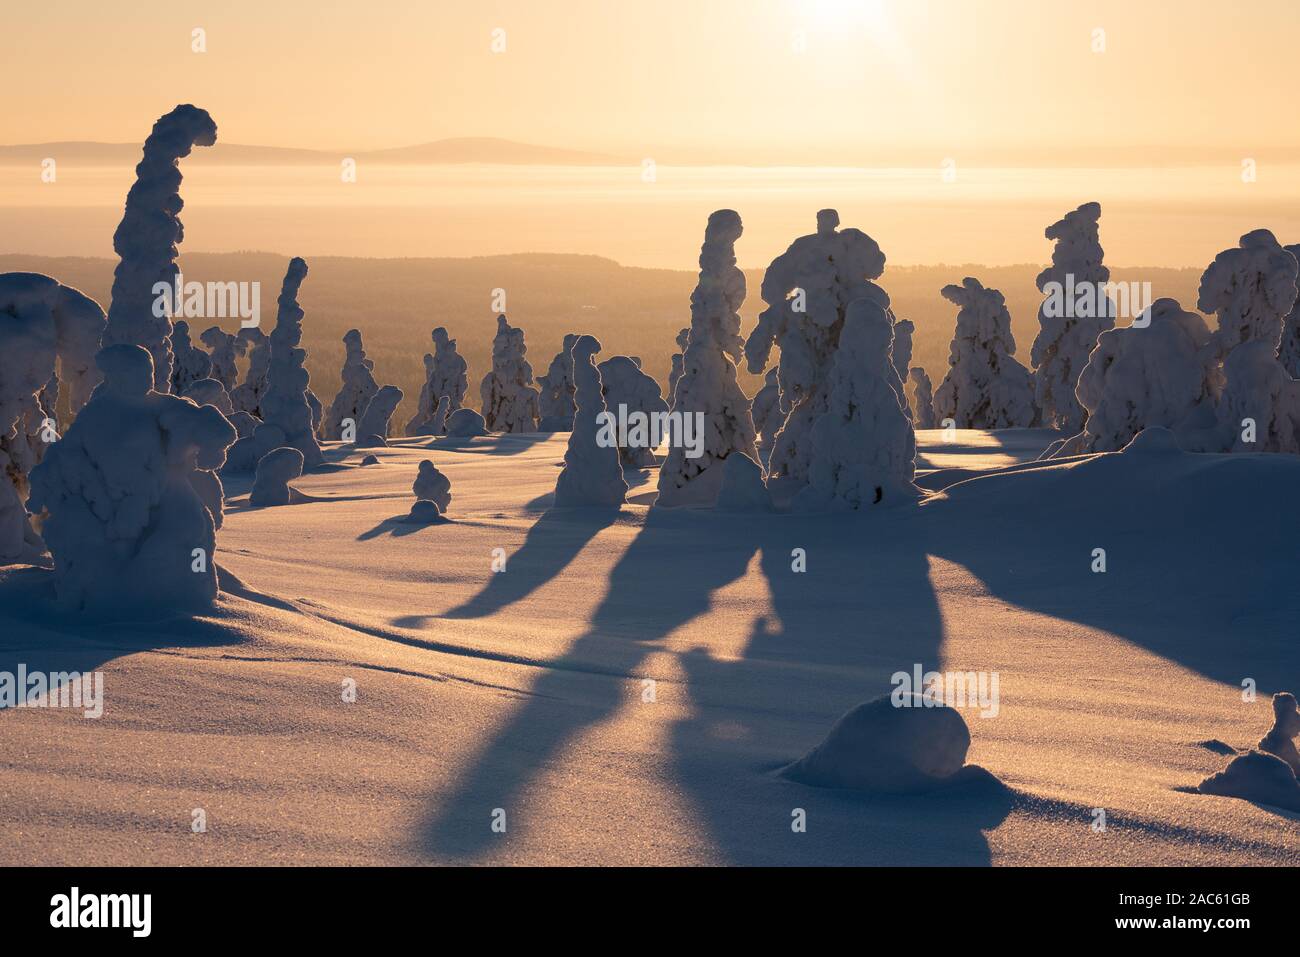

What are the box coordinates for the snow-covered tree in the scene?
[27,344,236,616]
[1279,243,1300,378]
[554,335,626,507]
[1219,340,1300,453]
[322,329,378,440]
[1199,229,1298,362]
[538,333,579,431]
[182,377,234,416]
[479,314,540,433]
[908,368,937,429]
[404,328,469,436]
[199,325,241,391]
[744,209,890,482]
[413,459,452,512]
[1060,298,1215,454]
[250,446,304,507]
[252,258,322,469]
[102,105,217,393]
[933,277,1037,429]
[229,326,270,417]
[891,317,915,414]
[598,354,669,467]
[667,326,690,404]
[169,320,211,395]
[1031,202,1113,432]
[799,298,918,510]
[356,385,404,446]
[656,210,759,506]
[749,368,785,469]
[0,273,106,563]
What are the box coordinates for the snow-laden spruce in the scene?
[412,459,452,512]
[933,277,1036,429]
[554,335,627,507]
[27,344,236,617]
[249,258,322,468]
[404,328,469,436]
[890,316,915,416]
[1198,229,1299,362]
[744,209,890,482]
[1280,243,1300,379]
[597,354,669,467]
[1057,299,1215,454]
[182,377,234,416]
[229,326,270,417]
[356,385,404,447]
[1030,202,1112,432]
[1218,340,1300,453]
[479,314,540,433]
[657,209,759,507]
[538,334,579,431]
[797,297,918,511]
[0,274,106,563]
[249,446,304,507]
[169,320,211,395]
[323,329,378,441]
[749,368,785,469]
[199,325,241,391]
[666,326,690,404]
[102,105,217,393]
[909,368,937,429]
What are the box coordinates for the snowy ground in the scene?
[1,428,1297,865]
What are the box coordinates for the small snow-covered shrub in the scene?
[412,459,452,512]
[250,446,304,507]
[554,336,627,507]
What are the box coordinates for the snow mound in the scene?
[1119,426,1183,455]
[1198,751,1300,811]
[598,354,668,467]
[402,499,445,524]
[356,385,404,447]
[784,693,972,793]
[359,454,380,466]
[412,459,452,512]
[446,408,488,438]
[714,452,772,511]
[182,377,233,415]
[250,447,304,507]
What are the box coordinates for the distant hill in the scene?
[0,137,631,167]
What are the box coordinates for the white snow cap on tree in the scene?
[229,326,269,417]
[249,446,304,507]
[323,329,378,440]
[412,459,452,512]
[538,333,579,430]
[749,368,785,469]
[908,368,937,429]
[27,344,236,617]
[356,385,404,446]
[798,298,918,511]
[667,326,690,404]
[1279,243,1300,378]
[1030,202,1112,432]
[0,273,106,562]
[933,277,1036,429]
[657,209,759,507]
[1065,298,1214,454]
[251,258,322,469]
[199,325,241,392]
[744,209,890,482]
[479,314,540,433]
[598,354,669,467]
[102,105,218,393]
[554,335,627,507]
[1198,229,1298,358]
[169,320,211,395]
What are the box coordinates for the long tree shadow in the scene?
[668,508,1011,864]
[420,506,760,858]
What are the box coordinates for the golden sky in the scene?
[5,0,1298,163]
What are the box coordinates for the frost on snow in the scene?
[657,209,759,507]
[909,368,937,429]
[323,329,378,441]
[933,277,1037,429]
[27,344,236,617]
[0,273,107,562]
[356,385,404,447]
[412,459,452,512]
[538,333,579,431]
[749,368,785,469]
[169,320,212,395]
[102,105,217,393]
[554,335,627,508]
[479,315,540,433]
[598,354,669,467]
[744,209,889,483]
[797,297,918,511]
[1030,202,1112,433]
[249,446,304,508]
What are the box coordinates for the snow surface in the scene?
[2,425,1299,864]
